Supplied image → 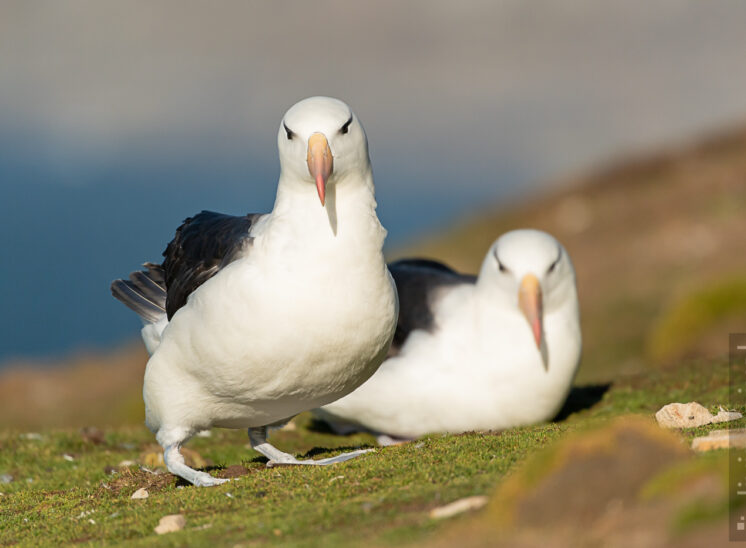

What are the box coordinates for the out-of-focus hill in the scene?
[0,345,147,429]
[395,126,746,382]
[1,126,745,428]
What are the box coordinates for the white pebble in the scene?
[154,514,186,534]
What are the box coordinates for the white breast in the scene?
[142,192,398,433]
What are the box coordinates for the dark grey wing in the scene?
[388,258,476,356]
[162,210,263,319]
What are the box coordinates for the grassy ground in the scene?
[0,359,740,546]
[2,128,746,545]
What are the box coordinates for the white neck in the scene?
[471,286,580,375]
[264,169,386,254]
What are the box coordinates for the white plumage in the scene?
[317,230,581,439]
[112,97,398,486]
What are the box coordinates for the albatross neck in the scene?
[268,169,385,245]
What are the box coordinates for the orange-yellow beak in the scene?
[518,273,543,348]
[307,133,333,206]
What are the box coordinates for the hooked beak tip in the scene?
[316,174,326,206]
[532,324,542,349]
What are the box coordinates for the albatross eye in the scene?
[339,115,353,135]
[283,122,295,140]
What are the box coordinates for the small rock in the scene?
[692,428,746,452]
[154,514,186,534]
[713,406,743,424]
[63,454,75,462]
[118,460,137,468]
[0,474,13,484]
[429,496,489,519]
[655,402,742,429]
[131,488,149,500]
[376,434,411,446]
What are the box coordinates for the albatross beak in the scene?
[518,273,543,348]
[307,133,333,206]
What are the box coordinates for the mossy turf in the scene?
[0,359,738,547]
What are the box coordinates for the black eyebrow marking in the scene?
[283,122,295,140]
[493,247,509,273]
[547,246,562,273]
[339,114,353,135]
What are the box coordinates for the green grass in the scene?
[0,359,738,547]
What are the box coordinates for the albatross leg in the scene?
[162,443,229,487]
[248,427,373,468]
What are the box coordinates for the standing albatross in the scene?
[316,230,581,440]
[111,97,398,486]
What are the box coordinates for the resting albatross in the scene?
[316,229,581,440]
[111,96,398,486]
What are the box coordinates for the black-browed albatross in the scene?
[316,230,581,441]
[111,96,398,486]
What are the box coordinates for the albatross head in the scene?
[477,229,577,349]
[278,96,370,206]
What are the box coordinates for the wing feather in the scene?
[162,210,264,319]
[388,258,475,356]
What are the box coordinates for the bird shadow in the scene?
[552,383,612,422]
[306,417,343,435]
[299,444,375,459]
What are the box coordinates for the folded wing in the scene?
[388,258,476,355]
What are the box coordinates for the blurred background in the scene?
[1,0,745,426]
[2,3,746,546]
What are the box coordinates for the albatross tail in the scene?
[111,262,168,354]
